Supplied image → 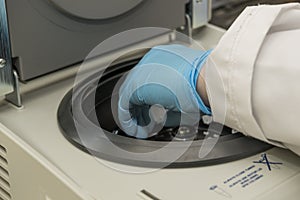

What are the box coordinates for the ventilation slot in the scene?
[138,189,160,200]
[0,145,11,200]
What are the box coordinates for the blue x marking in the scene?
[253,153,283,171]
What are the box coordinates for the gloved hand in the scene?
[118,44,211,138]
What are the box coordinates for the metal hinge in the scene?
[0,0,22,107]
[178,14,192,38]
[188,0,212,29]
[179,0,212,38]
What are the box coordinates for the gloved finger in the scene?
[129,83,180,111]
[118,94,167,138]
[130,105,151,126]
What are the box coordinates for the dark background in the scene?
[211,0,300,29]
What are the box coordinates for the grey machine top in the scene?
[5,0,188,81]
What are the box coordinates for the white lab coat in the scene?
[206,3,300,156]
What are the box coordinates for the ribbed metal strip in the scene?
[0,176,10,194]
[0,152,6,162]
[0,144,10,200]
[0,146,6,156]
[0,169,9,183]
[0,157,7,170]
[0,186,10,200]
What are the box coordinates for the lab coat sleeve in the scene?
[205,3,300,155]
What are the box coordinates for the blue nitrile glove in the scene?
[118,44,211,138]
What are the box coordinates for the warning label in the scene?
[223,165,263,188]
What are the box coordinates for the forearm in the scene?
[196,65,210,107]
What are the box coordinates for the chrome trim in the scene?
[0,0,22,107]
[5,70,22,107]
[185,14,192,38]
[0,0,14,96]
